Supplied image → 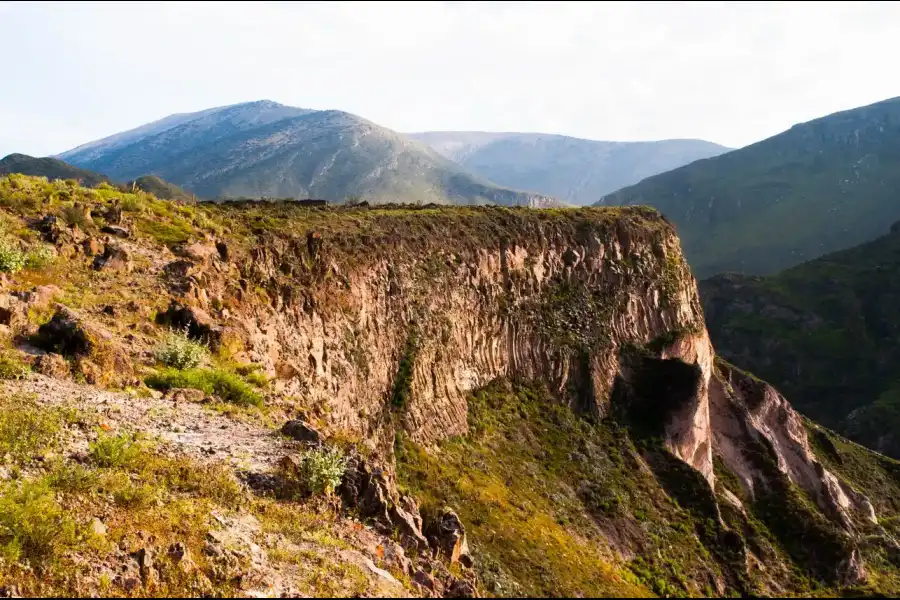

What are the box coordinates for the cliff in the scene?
[0,174,898,597]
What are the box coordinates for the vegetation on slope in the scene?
[599,95,900,277]
[701,224,900,458]
[0,153,111,188]
[127,175,195,202]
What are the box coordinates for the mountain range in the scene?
[58,101,560,207]
[410,131,729,205]
[55,100,726,208]
[598,96,900,278]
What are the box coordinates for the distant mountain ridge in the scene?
[58,102,562,207]
[701,221,900,459]
[0,153,110,187]
[410,131,729,205]
[598,95,900,277]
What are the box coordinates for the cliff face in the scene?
[194,207,707,454]
[1,177,897,597]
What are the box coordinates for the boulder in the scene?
[34,353,70,379]
[155,301,222,348]
[35,308,93,356]
[93,244,131,272]
[339,452,429,553]
[82,237,105,256]
[180,242,219,264]
[280,420,323,446]
[427,508,472,567]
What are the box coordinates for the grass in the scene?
[145,367,263,407]
[0,478,83,565]
[0,349,29,380]
[0,393,75,463]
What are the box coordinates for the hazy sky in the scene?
[2,1,899,158]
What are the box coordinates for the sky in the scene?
[1,0,899,158]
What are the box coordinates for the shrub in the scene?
[0,394,63,462]
[24,244,56,270]
[89,432,144,469]
[286,447,348,497]
[0,350,29,380]
[60,204,91,229]
[145,367,263,407]
[0,479,80,565]
[0,237,26,273]
[154,328,209,370]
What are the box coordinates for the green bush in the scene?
[0,237,26,273]
[153,328,209,370]
[24,244,56,270]
[145,367,263,407]
[0,479,80,564]
[0,350,29,380]
[89,432,144,469]
[287,447,348,496]
[0,394,63,463]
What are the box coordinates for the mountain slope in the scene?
[60,103,561,206]
[701,222,900,458]
[599,96,900,277]
[126,175,194,202]
[411,131,729,205]
[0,153,110,187]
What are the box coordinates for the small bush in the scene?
[154,328,209,370]
[60,204,91,229]
[286,447,348,497]
[0,237,26,273]
[89,432,144,469]
[0,394,63,462]
[145,367,263,407]
[0,350,29,380]
[0,479,80,565]
[24,244,56,270]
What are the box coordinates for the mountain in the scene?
[701,222,900,458]
[59,101,562,207]
[410,131,729,205]
[126,175,194,202]
[0,153,110,187]
[2,173,900,596]
[598,96,900,278]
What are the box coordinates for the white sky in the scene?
[1,0,899,157]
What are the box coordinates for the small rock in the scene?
[148,389,163,400]
[413,570,442,595]
[83,237,105,256]
[446,578,478,598]
[169,388,206,403]
[101,225,131,238]
[280,420,322,445]
[93,244,131,272]
[91,518,108,537]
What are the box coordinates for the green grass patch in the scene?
[145,367,263,407]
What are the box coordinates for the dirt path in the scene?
[7,374,291,473]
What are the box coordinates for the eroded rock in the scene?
[280,420,322,446]
[93,244,131,272]
[427,508,472,567]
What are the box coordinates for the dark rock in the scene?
[216,241,230,262]
[413,570,440,594]
[427,508,472,566]
[102,305,117,316]
[155,301,222,348]
[280,420,322,445]
[163,259,196,279]
[446,578,478,598]
[35,308,93,356]
[93,244,131,272]
[103,204,124,225]
[339,451,429,552]
[101,225,131,238]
